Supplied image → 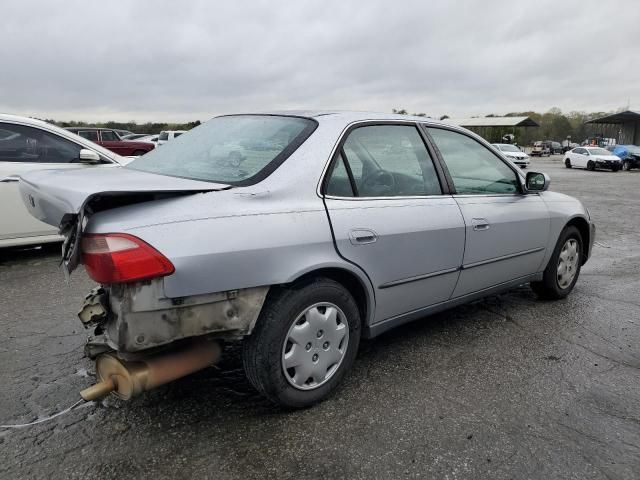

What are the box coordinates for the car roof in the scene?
[221,110,459,129]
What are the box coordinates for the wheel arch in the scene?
[288,266,375,331]
[566,216,591,264]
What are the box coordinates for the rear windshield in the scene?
[127,115,317,185]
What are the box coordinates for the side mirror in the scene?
[526,172,550,192]
[79,149,101,164]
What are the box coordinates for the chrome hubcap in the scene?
[557,238,579,289]
[282,303,349,390]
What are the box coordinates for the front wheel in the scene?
[242,278,361,408]
[623,160,632,171]
[531,225,583,300]
[565,158,572,168]
[587,160,595,171]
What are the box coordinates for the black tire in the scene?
[242,278,361,408]
[132,150,147,156]
[531,225,583,300]
[564,158,572,168]
[623,160,631,171]
[586,160,595,171]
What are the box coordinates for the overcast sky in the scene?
[1,0,638,122]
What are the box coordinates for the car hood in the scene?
[592,154,620,161]
[504,152,528,158]
[19,167,229,274]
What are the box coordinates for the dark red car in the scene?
[65,127,154,156]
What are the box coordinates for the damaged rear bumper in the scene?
[79,280,269,356]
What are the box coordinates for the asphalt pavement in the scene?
[1,156,639,479]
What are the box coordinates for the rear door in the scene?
[323,123,465,323]
[0,122,91,241]
[425,126,550,298]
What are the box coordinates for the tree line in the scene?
[393,107,618,145]
[41,119,202,134]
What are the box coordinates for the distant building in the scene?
[585,110,640,145]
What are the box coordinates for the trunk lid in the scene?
[19,166,228,274]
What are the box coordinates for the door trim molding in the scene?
[461,246,545,270]
[379,266,460,289]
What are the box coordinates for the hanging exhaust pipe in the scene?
[80,340,222,401]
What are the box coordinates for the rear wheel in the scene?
[587,160,595,171]
[564,158,572,168]
[531,225,583,300]
[242,278,361,408]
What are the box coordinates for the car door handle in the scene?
[0,175,20,183]
[472,218,490,231]
[349,229,378,245]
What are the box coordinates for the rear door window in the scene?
[78,130,99,141]
[331,124,441,197]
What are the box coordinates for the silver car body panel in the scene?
[19,111,594,351]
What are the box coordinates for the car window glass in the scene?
[0,122,82,163]
[174,132,183,138]
[78,130,99,141]
[340,125,441,197]
[101,130,118,141]
[427,127,519,195]
[325,153,354,197]
[159,132,169,141]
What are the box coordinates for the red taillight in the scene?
[81,233,174,284]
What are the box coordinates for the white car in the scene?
[492,143,530,168]
[564,147,622,172]
[157,130,186,146]
[0,114,128,248]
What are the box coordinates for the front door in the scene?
[323,124,465,323]
[425,126,550,298]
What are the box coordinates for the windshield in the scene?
[587,148,611,156]
[127,115,317,185]
[499,145,520,152]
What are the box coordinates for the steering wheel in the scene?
[361,169,396,196]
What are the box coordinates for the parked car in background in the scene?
[157,130,186,146]
[491,143,530,168]
[546,141,563,155]
[20,111,594,408]
[136,134,159,145]
[113,129,134,138]
[531,141,550,156]
[121,133,153,141]
[564,146,622,171]
[0,114,127,248]
[562,142,580,153]
[607,144,640,171]
[65,127,155,156]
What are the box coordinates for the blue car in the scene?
[609,144,640,171]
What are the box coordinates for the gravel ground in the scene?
[1,155,639,479]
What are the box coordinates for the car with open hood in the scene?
[19,111,595,408]
[491,143,530,168]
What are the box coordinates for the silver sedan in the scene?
[20,111,594,408]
